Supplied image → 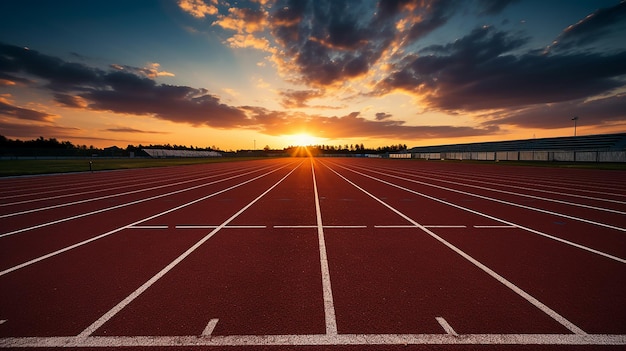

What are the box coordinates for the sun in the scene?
[288,133,319,146]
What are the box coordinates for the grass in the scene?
[0,157,265,177]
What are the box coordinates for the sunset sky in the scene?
[1,0,625,150]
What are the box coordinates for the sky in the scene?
[1,0,625,150]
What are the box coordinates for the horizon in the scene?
[1,0,625,150]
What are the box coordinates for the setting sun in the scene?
[287,133,322,147]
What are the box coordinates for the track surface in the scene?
[1,157,625,350]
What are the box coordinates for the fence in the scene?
[407,150,626,163]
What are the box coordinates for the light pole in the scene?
[571,116,579,136]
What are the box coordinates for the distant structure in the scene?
[142,149,222,158]
[392,133,626,163]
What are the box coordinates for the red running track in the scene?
[0,157,625,350]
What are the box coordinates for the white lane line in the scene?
[1,333,625,347]
[436,317,458,336]
[474,225,517,229]
[333,163,626,264]
[0,320,5,325]
[324,225,367,229]
[0,165,277,239]
[274,225,367,229]
[129,226,169,229]
[175,225,266,229]
[274,225,317,229]
[311,159,338,336]
[375,165,626,214]
[323,162,587,335]
[347,164,626,232]
[374,225,467,228]
[426,225,467,228]
[0,165,267,218]
[0,164,293,278]
[77,163,301,339]
[202,319,219,336]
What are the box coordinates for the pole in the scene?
[571,116,579,136]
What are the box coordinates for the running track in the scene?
[0,157,624,350]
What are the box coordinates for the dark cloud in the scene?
[476,0,520,15]
[0,43,104,91]
[376,26,626,111]
[82,73,249,128]
[243,107,498,139]
[279,89,325,108]
[0,120,80,139]
[484,94,626,129]
[0,99,57,122]
[104,127,168,134]
[0,42,248,129]
[375,112,393,121]
[550,1,626,52]
[269,0,462,86]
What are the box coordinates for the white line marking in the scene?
[77,163,301,339]
[372,164,626,210]
[349,164,626,232]
[0,164,294,277]
[375,225,466,228]
[202,319,219,336]
[324,225,367,229]
[0,166,264,218]
[311,159,338,336]
[426,225,467,228]
[474,225,517,229]
[333,163,626,264]
[0,165,278,239]
[1,334,624,347]
[274,225,317,229]
[129,225,169,229]
[274,225,367,229]
[0,320,5,325]
[175,225,266,229]
[323,162,587,335]
[436,317,458,336]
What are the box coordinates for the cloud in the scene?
[244,107,498,139]
[0,42,104,92]
[110,62,175,78]
[213,6,268,33]
[375,112,393,121]
[549,1,626,52]
[484,94,626,129]
[103,127,169,134]
[375,26,626,111]
[279,89,325,108]
[476,0,520,15]
[177,0,218,18]
[0,120,80,139]
[0,95,58,122]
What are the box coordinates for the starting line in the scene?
[1,333,625,348]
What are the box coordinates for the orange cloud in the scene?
[177,0,218,18]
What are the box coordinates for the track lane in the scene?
[316,160,574,335]
[336,160,626,259]
[0,160,297,337]
[1,157,624,349]
[82,160,309,337]
[0,163,286,270]
[323,159,626,334]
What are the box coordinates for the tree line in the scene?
[1,135,409,157]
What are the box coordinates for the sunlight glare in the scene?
[288,133,319,146]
